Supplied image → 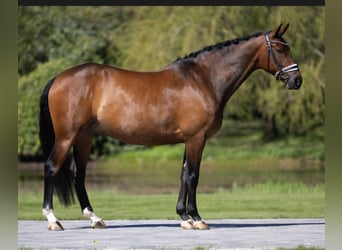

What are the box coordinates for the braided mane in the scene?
[174,31,264,63]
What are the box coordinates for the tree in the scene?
[18,6,325,158]
[18,6,131,158]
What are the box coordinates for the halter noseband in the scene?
[265,32,299,81]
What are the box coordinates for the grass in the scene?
[277,246,324,250]
[18,181,324,220]
[18,120,324,221]
[87,119,324,194]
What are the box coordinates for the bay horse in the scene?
[39,23,302,230]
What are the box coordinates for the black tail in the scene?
[39,78,75,206]
[39,78,55,159]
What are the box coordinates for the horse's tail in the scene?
[39,78,75,206]
[39,78,56,159]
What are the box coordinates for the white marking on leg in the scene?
[83,207,102,224]
[42,208,58,223]
[193,220,209,230]
[181,219,194,230]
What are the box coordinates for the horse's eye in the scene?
[276,47,284,53]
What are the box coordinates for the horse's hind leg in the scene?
[73,134,106,229]
[43,160,64,231]
[43,137,74,231]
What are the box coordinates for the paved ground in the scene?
[18,219,324,249]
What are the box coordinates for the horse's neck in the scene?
[198,37,264,112]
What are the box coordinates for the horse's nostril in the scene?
[296,78,302,88]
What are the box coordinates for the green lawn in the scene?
[18,181,324,220]
[18,120,324,221]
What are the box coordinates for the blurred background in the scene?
[18,6,324,207]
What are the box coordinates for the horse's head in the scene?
[259,23,303,90]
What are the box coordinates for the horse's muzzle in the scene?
[285,75,302,90]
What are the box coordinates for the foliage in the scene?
[18,6,325,158]
[18,7,130,157]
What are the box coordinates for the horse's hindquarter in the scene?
[96,65,217,145]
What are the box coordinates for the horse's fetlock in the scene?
[83,207,102,224]
[83,207,94,217]
[42,208,58,223]
[176,206,189,221]
[187,205,199,219]
[176,206,185,216]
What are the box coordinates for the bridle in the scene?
[265,32,299,81]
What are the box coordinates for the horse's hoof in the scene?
[180,219,194,230]
[91,220,106,229]
[193,220,209,230]
[47,221,64,231]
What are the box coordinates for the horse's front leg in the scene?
[176,150,193,229]
[177,135,209,230]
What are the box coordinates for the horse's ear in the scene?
[273,23,289,38]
